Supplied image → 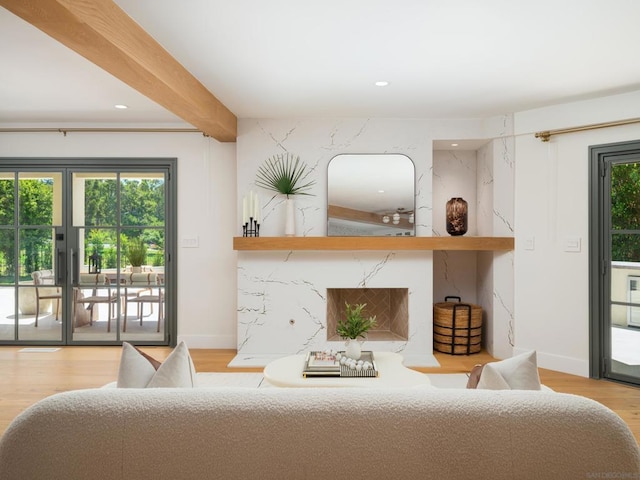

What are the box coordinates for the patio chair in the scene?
[123,272,163,332]
[31,270,61,327]
[74,274,118,332]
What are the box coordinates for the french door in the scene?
[0,158,176,346]
[590,140,640,385]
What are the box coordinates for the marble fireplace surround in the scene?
[230,250,438,368]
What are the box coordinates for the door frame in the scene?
[589,140,640,381]
[0,157,177,347]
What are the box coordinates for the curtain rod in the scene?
[0,127,205,136]
[535,117,640,142]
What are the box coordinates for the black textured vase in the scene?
[446,197,468,236]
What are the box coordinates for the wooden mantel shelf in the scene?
[233,236,514,251]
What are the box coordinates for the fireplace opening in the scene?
[326,288,409,341]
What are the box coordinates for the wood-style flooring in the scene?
[0,347,638,444]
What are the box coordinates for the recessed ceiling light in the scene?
[451,143,459,147]
[114,104,128,109]
[378,189,385,193]
[375,81,389,87]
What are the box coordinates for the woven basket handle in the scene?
[444,295,461,302]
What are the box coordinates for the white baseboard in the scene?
[177,334,236,349]
[513,347,589,377]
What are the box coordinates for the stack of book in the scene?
[302,351,341,377]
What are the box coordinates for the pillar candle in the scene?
[254,192,260,223]
[242,196,247,224]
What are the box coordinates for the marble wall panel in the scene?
[235,118,436,366]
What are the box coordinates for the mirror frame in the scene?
[327,153,415,237]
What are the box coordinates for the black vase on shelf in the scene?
[446,197,468,236]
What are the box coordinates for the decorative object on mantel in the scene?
[284,198,295,236]
[255,152,315,237]
[242,190,260,237]
[335,302,377,360]
[446,197,468,236]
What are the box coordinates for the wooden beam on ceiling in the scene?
[1,0,237,142]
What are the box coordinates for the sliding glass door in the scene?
[0,171,64,342]
[0,159,176,346]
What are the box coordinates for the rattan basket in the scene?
[433,296,482,355]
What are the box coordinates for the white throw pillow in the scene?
[475,363,511,390]
[117,341,197,388]
[476,350,541,390]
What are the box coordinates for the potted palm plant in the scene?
[255,153,315,236]
[336,302,377,360]
[126,238,147,273]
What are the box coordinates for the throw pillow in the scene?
[466,364,484,389]
[116,341,197,388]
[474,350,541,390]
[475,363,512,389]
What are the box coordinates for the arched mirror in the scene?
[327,154,415,236]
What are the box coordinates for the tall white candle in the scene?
[254,192,260,223]
[242,196,247,224]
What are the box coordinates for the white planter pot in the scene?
[345,338,362,360]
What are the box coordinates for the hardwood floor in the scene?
[0,346,639,444]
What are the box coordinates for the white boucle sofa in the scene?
[0,387,638,480]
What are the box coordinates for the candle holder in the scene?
[243,217,260,237]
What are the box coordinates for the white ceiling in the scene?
[0,6,183,125]
[1,1,640,128]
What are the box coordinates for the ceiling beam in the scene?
[0,0,237,142]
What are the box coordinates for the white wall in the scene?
[0,131,238,348]
[514,91,640,376]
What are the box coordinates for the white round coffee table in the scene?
[263,351,431,388]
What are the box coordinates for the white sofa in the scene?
[0,387,638,479]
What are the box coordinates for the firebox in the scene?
[326,287,409,341]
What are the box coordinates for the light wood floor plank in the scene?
[0,347,638,445]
